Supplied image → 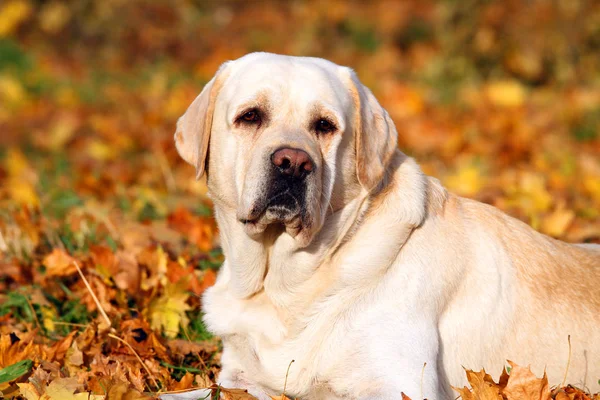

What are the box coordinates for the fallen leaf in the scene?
[486,80,526,108]
[105,380,148,400]
[147,282,191,339]
[501,361,550,400]
[464,368,503,399]
[42,249,76,277]
[540,205,575,237]
[0,0,32,37]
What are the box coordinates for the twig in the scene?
[52,321,90,328]
[421,362,427,400]
[560,335,572,388]
[108,333,160,390]
[73,261,159,392]
[73,260,111,328]
[282,359,295,399]
[0,229,7,252]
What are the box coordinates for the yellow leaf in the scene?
[444,162,484,197]
[37,377,104,400]
[519,172,553,214]
[105,381,147,399]
[87,139,115,161]
[16,382,41,400]
[0,0,32,37]
[157,245,168,286]
[485,80,526,108]
[7,180,39,208]
[0,74,26,104]
[540,205,575,237]
[148,282,191,338]
[4,148,39,207]
[48,113,78,151]
[41,306,57,333]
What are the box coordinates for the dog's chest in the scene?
[204,281,356,398]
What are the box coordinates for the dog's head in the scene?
[175,53,398,247]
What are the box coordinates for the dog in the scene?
[171,52,600,400]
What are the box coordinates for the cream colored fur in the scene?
[167,53,600,400]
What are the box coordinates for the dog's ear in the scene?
[345,69,398,190]
[174,62,231,179]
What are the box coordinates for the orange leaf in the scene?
[42,249,76,277]
[461,368,503,400]
[501,361,550,400]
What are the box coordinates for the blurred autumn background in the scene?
[0,0,599,399]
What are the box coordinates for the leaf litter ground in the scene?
[1,1,599,399]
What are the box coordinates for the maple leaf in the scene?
[18,377,105,400]
[218,386,258,400]
[453,368,503,400]
[43,377,91,400]
[16,382,42,400]
[147,282,191,339]
[104,380,149,400]
[501,361,550,400]
[270,395,293,400]
[0,333,37,369]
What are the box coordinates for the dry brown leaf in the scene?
[0,332,37,368]
[171,372,195,392]
[270,394,293,400]
[105,380,149,400]
[464,368,503,400]
[166,338,219,359]
[46,330,77,363]
[452,385,475,400]
[42,249,77,277]
[219,386,259,400]
[501,361,550,400]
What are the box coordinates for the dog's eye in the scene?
[315,119,335,134]
[240,110,260,123]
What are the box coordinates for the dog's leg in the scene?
[217,368,272,400]
[214,344,273,400]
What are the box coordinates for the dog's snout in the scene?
[271,148,314,178]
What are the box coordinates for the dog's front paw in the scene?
[218,371,272,400]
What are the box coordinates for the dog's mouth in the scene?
[238,189,307,239]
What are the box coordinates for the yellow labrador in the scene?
[171,53,600,400]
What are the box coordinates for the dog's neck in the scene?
[212,192,369,303]
[211,152,432,307]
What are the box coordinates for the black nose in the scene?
[271,148,314,179]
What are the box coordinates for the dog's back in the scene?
[438,196,600,392]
